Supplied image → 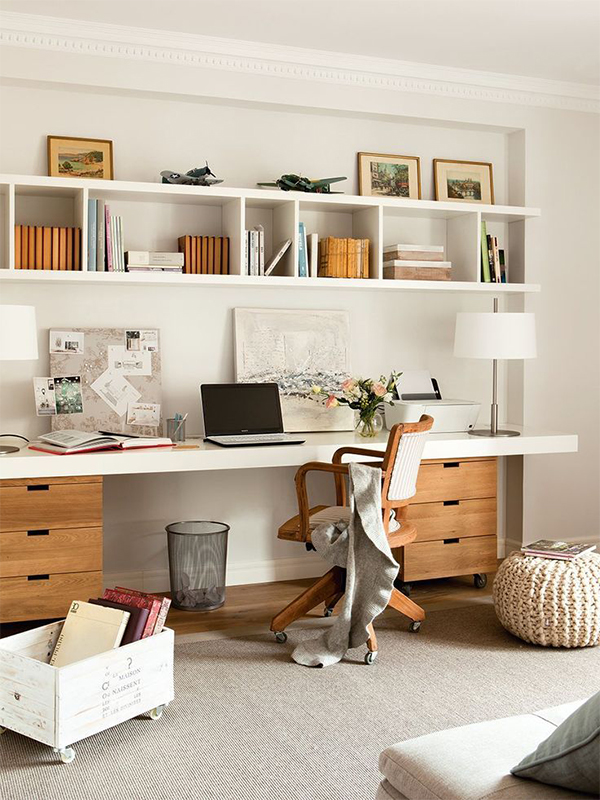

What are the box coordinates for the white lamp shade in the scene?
[454,312,536,360]
[0,305,38,360]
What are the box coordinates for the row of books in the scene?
[481,221,507,283]
[178,235,230,275]
[521,540,596,561]
[14,225,81,270]
[50,587,171,668]
[317,235,370,279]
[88,198,126,272]
[383,243,451,281]
[245,227,264,275]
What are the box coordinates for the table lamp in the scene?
[0,305,39,454]
[454,301,536,437]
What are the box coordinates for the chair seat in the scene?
[278,505,351,543]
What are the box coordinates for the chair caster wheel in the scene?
[274,631,287,643]
[364,651,377,665]
[409,621,421,633]
[474,573,487,589]
[53,746,75,764]
[149,704,166,720]
[0,726,7,735]
[323,606,334,617]
[400,583,412,597]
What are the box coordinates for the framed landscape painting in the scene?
[47,136,114,180]
[358,152,421,199]
[434,159,494,204]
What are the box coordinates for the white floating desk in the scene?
[0,427,578,480]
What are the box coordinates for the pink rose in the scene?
[373,382,387,397]
[342,378,357,391]
[326,394,339,408]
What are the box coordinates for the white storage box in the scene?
[0,620,174,763]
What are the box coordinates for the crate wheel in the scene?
[274,631,287,643]
[323,606,334,617]
[474,573,488,589]
[149,705,166,720]
[54,746,75,764]
[364,651,377,665]
[408,620,421,633]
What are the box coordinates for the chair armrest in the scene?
[295,462,349,535]
[332,446,386,463]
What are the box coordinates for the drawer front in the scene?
[405,498,496,543]
[413,459,496,504]
[0,528,102,578]
[402,535,497,582]
[0,571,103,623]
[0,482,102,532]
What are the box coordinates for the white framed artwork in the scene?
[234,308,354,432]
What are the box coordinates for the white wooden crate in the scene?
[0,620,174,760]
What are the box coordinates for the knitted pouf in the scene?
[493,551,600,647]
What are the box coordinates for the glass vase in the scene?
[357,411,383,438]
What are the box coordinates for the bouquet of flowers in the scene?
[311,373,400,437]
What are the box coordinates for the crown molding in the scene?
[1,10,598,114]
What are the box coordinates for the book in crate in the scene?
[14,225,81,270]
[318,237,370,279]
[178,235,230,275]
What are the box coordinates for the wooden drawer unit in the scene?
[413,458,496,504]
[402,536,498,582]
[406,498,497,543]
[0,572,103,623]
[0,476,103,623]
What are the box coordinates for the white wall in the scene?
[0,36,598,588]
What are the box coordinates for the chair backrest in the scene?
[381,416,434,505]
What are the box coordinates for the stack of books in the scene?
[481,221,507,283]
[383,244,451,281]
[521,540,597,560]
[49,588,171,668]
[88,198,125,272]
[245,226,264,275]
[125,251,184,273]
[317,236,370,279]
[14,225,81,270]
[178,235,230,275]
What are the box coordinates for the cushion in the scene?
[512,692,600,794]
[379,701,587,800]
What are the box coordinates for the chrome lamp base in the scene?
[469,428,520,438]
[0,445,20,455]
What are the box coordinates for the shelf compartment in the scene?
[244,198,296,277]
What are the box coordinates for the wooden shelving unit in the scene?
[0,174,541,294]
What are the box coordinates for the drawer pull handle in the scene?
[443,462,460,469]
[27,529,50,536]
[443,500,460,507]
[443,538,460,545]
[27,484,49,491]
[27,574,50,581]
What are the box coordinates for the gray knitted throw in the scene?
[292,462,399,667]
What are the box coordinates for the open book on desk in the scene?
[30,429,173,455]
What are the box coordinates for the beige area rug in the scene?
[2,603,598,800]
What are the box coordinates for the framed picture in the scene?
[47,136,114,180]
[357,152,421,199]
[433,159,494,204]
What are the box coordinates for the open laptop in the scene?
[201,383,306,447]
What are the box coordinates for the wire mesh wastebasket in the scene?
[166,521,230,611]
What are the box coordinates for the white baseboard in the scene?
[104,555,326,593]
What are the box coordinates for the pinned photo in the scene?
[91,368,141,417]
[127,402,161,427]
[107,345,151,376]
[126,329,159,353]
[33,378,57,416]
[53,376,84,415]
[49,330,85,355]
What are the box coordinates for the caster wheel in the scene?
[149,704,166,720]
[54,746,75,764]
[323,607,334,618]
[364,651,377,665]
[274,631,288,644]
[0,726,7,735]
[409,620,421,633]
[400,583,412,598]
[474,573,488,589]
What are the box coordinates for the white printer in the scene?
[384,370,480,434]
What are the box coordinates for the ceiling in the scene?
[2,0,599,86]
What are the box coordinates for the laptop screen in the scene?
[201,383,284,436]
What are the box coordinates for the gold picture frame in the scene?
[47,136,114,180]
[358,152,421,199]
[433,159,494,204]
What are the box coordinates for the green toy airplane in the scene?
[257,174,347,193]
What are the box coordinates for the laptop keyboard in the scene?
[209,433,304,445]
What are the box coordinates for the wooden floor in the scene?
[0,573,493,641]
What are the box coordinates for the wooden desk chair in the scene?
[270,416,434,662]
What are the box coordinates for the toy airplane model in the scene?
[257,174,347,193]
[160,163,223,186]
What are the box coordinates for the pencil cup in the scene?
[167,417,186,442]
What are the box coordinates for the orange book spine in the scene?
[14,225,21,269]
[222,237,229,275]
[202,236,208,274]
[190,236,197,274]
[59,228,67,270]
[51,228,59,270]
[34,226,43,269]
[196,236,201,274]
[73,228,81,270]
[42,227,52,270]
[66,228,73,270]
[208,237,215,275]
[21,225,29,269]
[28,226,35,269]
[215,238,222,275]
